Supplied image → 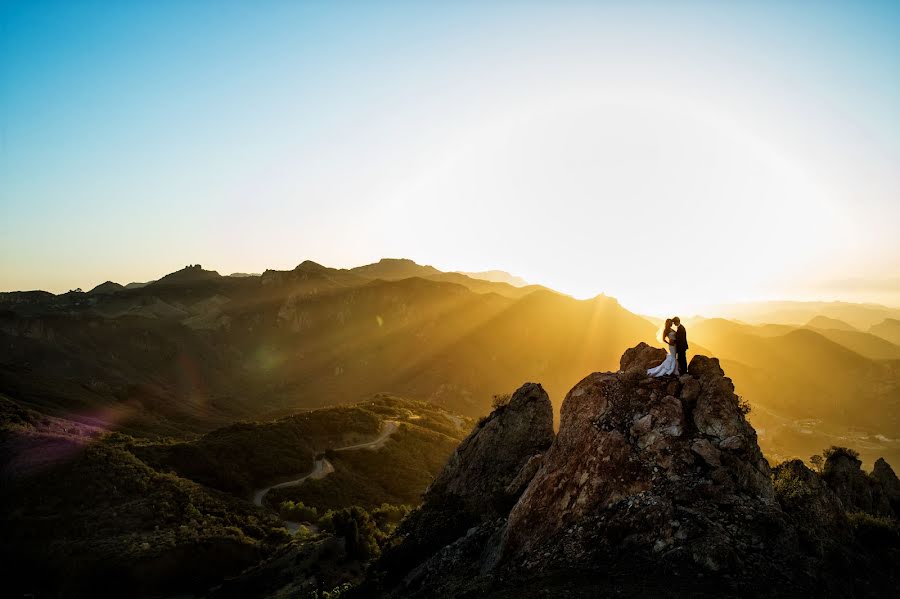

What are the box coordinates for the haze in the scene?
[2,1,899,315]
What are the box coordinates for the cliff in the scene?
[368,344,900,598]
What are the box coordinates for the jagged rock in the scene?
[427,382,554,509]
[691,438,722,466]
[679,375,701,403]
[873,458,900,514]
[823,448,894,517]
[504,454,543,498]
[500,358,789,577]
[619,342,667,373]
[371,345,900,598]
[376,383,554,592]
[772,460,852,556]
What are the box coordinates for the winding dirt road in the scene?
[252,420,398,509]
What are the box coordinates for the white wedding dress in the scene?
[647,331,678,377]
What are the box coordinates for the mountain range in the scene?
[1,258,899,466]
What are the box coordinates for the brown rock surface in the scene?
[426,381,554,510]
[372,346,900,598]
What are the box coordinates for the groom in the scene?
[673,316,688,375]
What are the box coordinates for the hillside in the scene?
[1,393,468,597]
[806,315,857,331]
[2,260,899,472]
[871,318,900,346]
[0,261,657,433]
[457,270,529,287]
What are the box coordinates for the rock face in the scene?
[772,460,852,556]
[822,448,894,517]
[427,382,554,511]
[500,354,784,576]
[376,383,554,591]
[873,458,900,515]
[619,341,667,373]
[372,345,900,598]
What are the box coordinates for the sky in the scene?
[2,0,899,315]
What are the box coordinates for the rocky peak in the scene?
[873,458,900,514]
[376,383,553,591]
[823,448,895,517]
[500,350,777,570]
[426,382,554,511]
[376,344,868,597]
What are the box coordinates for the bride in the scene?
[647,318,678,377]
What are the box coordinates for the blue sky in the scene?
[2,1,899,313]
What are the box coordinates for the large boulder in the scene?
[619,342,667,373]
[500,358,793,584]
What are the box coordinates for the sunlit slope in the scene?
[394,290,658,412]
[691,318,900,442]
[871,318,900,346]
[230,280,657,415]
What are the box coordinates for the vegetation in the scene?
[491,393,512,409]
[848,511,900,549]
[1,428,289,597]
[1,391,464,598]
[809,454,824,472]
[134,406,381,495]
[280,500,319,522]
[772,466,812,506]
[268,425,461,510]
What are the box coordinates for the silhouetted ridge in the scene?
[88,281,124,295]
[350,258,442,280]
[151,264,221,286]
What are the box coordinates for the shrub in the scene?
[491,393,511,410]
[736,395,751,415]
[823,446,860,461]
[809,454,824,473]
[823,446,861,474]
[848,511,900,549]
[773,468,811,506]
[279,500,318,523]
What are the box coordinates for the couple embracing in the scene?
[647,317,688,377]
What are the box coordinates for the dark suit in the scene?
[675,325,688,375]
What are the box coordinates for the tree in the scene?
[328,506,382,561]
[810,454,824,473]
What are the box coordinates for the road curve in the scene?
[252,420,398,508]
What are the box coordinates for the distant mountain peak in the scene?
[88,281,124,295]
[457,269,529,287]
[350,257,441,280]
[806,315,857,331]
[152,264,221,286]
[294,260,328,272]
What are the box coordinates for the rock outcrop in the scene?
[822,448,894,517]
[772,460,852,556]
[500,353,785,579]
[426,382,554,511]
[376,383,554,591]
[371,345,900,598]
[873,458,900,515]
